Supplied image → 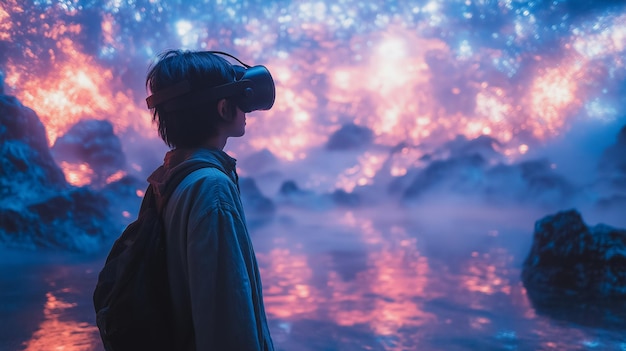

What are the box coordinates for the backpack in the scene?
[93,161,213,351]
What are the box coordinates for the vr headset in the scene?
[145,51,275,113]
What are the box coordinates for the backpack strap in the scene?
[156,160,219,216]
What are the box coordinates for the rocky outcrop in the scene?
[0,91,115,252]
[51,118,126,187]
[326,123,373,150]
[0,95,67,202]
[396,135,576,207]
[522,209,626,299]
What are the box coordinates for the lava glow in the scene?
[22,291,99,351]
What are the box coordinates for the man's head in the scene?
[145,50,241,149]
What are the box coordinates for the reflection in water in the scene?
[261,248,321,319]
[5,208,626,350]
[253,207,626,350]
[331,214,435,338]
[22,289,99,351]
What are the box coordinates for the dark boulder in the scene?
[522,209,626,299]
[522,209,626,329]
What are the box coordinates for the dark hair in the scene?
[145,50,236,148]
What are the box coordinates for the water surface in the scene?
[2,205,625,351]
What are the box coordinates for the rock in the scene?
[51,119,126,187]
[0,94,116,251]
[278,180,301,196]
[276,180,332,210]
[401,153,486,199]
[0,94,67,202]
[398,153,576,207]
[241,148,278,173]
[0,187,112,252]
[326,123,373,151]
[522,209,626,299]
[442,134,502,161]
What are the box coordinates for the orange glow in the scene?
[518,144,529,154]
[105,170,127,184]
[330,213,437,339]
[101,14,117,48]
[4,16,151,186]
[259,209,438,344]
[259,248,321,318]
[7,37,149,146]
[247,64,327,161]
[0,5,12,41]
[527,60,583,138]
[462,249,513,295]
[474,89,515,142]
[4,5,613,190]
[59,162,94,187]
[336,152,387,191]
[5,13,153,150]
[22,291,100,351]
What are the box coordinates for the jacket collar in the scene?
[147,147,238,200]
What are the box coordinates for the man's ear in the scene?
[217,98,232,121]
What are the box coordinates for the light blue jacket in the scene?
[148,148,274,351]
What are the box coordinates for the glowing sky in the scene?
[1,0,626,188]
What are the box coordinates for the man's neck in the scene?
[201,135,228,150]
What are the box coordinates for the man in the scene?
[144,49,275,350]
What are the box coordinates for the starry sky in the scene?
[1,0,626,191]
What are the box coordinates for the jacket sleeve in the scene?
[186,194,262,351]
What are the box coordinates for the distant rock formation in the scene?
[326,123,373,150]
[440,134,503,161]
[0,91,114,252]
[51,118,126,187]
[397,137,576,207]
[522,209,626,299]
[241,148,278,174]
[239,177,275,228]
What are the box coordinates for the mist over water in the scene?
[2,0,626,350]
